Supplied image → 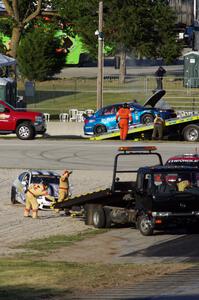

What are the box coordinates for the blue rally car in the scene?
[84,90,177,135]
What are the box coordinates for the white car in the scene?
[11,170,60,209]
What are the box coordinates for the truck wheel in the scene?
[93,207,106,228]
[183,125,199,142]
[11,187,17,204]
[84,204,101,225]
[104,207,111,228]
[94,125,107,135]
[137,215,153,236]
[16,122,35,140]
[141,114,154,125]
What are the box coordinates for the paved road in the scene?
[0,139,197,169]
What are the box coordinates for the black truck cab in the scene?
[134,166,199,235]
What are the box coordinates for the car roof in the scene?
[140,165,198,173]
[167,154,199,161]
[27,170,60,176]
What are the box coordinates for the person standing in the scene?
[152,113,165,140]
[54,169,72,213]
[116,103,132,140]
[24,183,54,219]
[155,66,166,90]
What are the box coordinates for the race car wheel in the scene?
[183,125,199,142]
[93,207,106,228]
[141,114,154,125]
[137,215,153,236]
[11,187,17,204]
[94,125,107,135]
[16,122,35,140]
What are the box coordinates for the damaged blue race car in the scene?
[84,90,177,135]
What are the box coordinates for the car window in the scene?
[31,175,60,185]
[101,106,116,115]
[18,172,28,181]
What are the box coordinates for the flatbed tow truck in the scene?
[54,146,199,235]
[90,114,199,142]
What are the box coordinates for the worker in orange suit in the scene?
[24,183,54,219]
[116,103,132,140]
[54,169,72,213]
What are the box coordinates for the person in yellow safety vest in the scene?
[177,179,191,192]
[54,169,72,213]
[152,113,165,140]
[24,183,54,219]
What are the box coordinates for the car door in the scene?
[0,103,14,131]
[99,105,118,130]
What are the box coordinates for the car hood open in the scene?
[143,89,166,107]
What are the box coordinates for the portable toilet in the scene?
[0,77,17,106]
[184,51,199,87]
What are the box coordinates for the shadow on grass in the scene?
[0,286,72,300]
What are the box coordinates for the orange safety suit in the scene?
[116,107,132,140]
[24,183,53,219]
[54,170,70,213]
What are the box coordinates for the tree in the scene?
[17,27,66,81]
[2,0,50,58]
[53,0,182,82]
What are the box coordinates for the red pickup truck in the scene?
[0,100,46,140]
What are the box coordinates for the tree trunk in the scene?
[119,49,126,84]
[9,26,22,58]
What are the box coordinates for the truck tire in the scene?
[183,124,199,142]
[141,114,154,125]
[16,122,35,140]
[85,204,102,225]
[11,187,17,204]
[137,215,153,236]
[93,207,106,228]
[104,207,112,228]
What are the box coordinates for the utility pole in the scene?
[96,1,104,110]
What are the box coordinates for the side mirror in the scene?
[4,108,10,113]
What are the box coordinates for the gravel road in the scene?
[0,168,112,257]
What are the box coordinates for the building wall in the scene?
[169,0,194,25]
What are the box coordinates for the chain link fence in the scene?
[19,76,199,118]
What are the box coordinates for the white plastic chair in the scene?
[59,113,69,122]
[43,113,50,122]
[85,109,94,117]
[69,109,78,122]
[76,110,86,122]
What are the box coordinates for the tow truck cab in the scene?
[92,147,199,235]
[133,166,199,235]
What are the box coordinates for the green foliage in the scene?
[17,28,66,81]
[53,0,182,62]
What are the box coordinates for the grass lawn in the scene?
[17,77,199,119]
[0,229,193,300]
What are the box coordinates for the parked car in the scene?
[84,90,177,135]
[166,153,199,167]
[11,170,60,209]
